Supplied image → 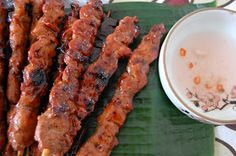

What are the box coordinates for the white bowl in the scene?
[159,8,236,125]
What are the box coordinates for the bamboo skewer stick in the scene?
[42,149,50,156]
[17,150,24,156]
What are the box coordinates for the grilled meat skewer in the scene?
[65,16,118,156]
[74,16,139,120]
[27,4,81,156]
[8,0,65,151]
[35,15,139,155]
[5,1,45,154]
[35,0,104,155]
[0,2,8,152]
[6,0,31,108]
[77,24,166,156]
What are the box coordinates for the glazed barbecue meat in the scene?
[8,0,65,151]
[64,16,118,156]
[5,1,45,153]
[25,5,81,156]
[30,0,45,36]
[35,15,138,155]
[77,24,166,156]
[30,0,64,43]
[35,0,104,155]
[6,0,45,130]
[74,16,139,119]
[6,0,31,107]
[56,3,80,73]
[0,2,7,152]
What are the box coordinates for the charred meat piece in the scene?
[0,2,8,152]
[6,0,31,107]
[8,0,65,151]
[35,15,139,155]
[35,0,104,155]
[77,24,166,156]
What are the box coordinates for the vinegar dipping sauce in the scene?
[170,31,236,113]
[159,9,236,124]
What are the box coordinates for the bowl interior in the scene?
[164,8,236,123]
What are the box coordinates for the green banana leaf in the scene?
[75,2,216,156]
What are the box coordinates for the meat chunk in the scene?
[30,0,45,32]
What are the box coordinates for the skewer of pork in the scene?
[32,5,118,156]
[7,0,65,153]
[6,0,45,127]
[5,1,45,154]
[0,2,8,153]
[77,24,166,156]
[63,16,118,156]
[26,4,81,156]
[35,15,139,156]
[6,0,32,113]
[35,0,104,155]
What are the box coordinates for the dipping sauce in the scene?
[160,8,236,124]
[171,31,236,112]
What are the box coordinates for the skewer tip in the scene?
[42,149,50,156]
[17,150,24,156]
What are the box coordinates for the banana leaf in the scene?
[69,2,216,156]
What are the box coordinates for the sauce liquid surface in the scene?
[171,31,236,113]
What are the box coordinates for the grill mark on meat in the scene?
[76,24,166,156]
[35,0,104,155]
[0,2,8,153]
[54,103,70,114]
[36,14,138,155]
[65,16,118,156]
[96,69,110,89]
[75,16,139,118]
[73,13,138,142]
[29,68,46,86]
[7,0,65,151]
